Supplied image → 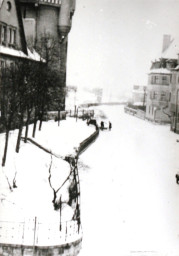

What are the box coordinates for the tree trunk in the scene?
[24,109,31,143]
[16,113,24,153]
[39,112,43,131]
[32,109,38,138]
[2,128,10,166]
[58,110,60,126]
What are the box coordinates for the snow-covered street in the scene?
[78,105,179,256]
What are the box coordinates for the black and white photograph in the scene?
[0,0,179,255]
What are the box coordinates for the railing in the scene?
[39,0,61,6]
[66,109,94,119]
[0,219,82,246]
[124,106,137,115]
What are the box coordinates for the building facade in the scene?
[19,0,76,110]
[0,0,42,122]
[145,35,178,123]
[169,65,179,132]
[146,68,172,123]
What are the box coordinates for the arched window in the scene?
[7,1,12,11]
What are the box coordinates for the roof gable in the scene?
[161,38,179,59]
[0,0,27,54]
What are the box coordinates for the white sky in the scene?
[67,0,179,100]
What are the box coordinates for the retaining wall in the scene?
[77,129,99,156]
[0,239,82,256]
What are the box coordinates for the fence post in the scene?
[76,108,78,122]
[33,217,37,256]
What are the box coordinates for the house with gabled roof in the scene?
[0,0,42,63]
[145,35,179,123]
[0,0,42,121]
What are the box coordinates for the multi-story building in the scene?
[169,64,179,132]
[146,35,178,123]
[19,0,76,110]
[0,0,41,120]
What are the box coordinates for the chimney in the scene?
[162,35,171,53]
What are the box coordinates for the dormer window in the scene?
[9,27,16,45]
[7,1,12,11]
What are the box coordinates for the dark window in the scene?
[160,92,166,101]
[0,60,6,77]
[151,75,159,84]
[0,61,5,69]
[153,91,158,99]
[0,24,7,45]
[7,1,12,11]
[162,76,169,85]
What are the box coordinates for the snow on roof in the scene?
[148,68,171,74]
[0,45,44,62]
[27,48,45,62]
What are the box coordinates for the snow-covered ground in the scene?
[0,117,95,245]
[78,105,179,256]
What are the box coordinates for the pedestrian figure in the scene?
[176,172,179,184]
[100,121,104,130]
[109,121,112,130]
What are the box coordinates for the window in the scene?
[0,61,5,69]
[0,24,7,45]
[162,76,169,85]
[9,27,16,46]
[153,91,158,99]
[0,60,5,77]
[151,75,159,84]
[160,92,166,101]
[6,1,12,11]
[10,62,15,72]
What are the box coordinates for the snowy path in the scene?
[78,105,179,256]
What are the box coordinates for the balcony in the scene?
[39,0,61,5]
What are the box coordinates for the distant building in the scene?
[146,35,179,123]
[19,0,76,110]
[169,63,179,132]
[132,85,147,105]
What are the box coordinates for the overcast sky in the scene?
[67,0,179,100]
